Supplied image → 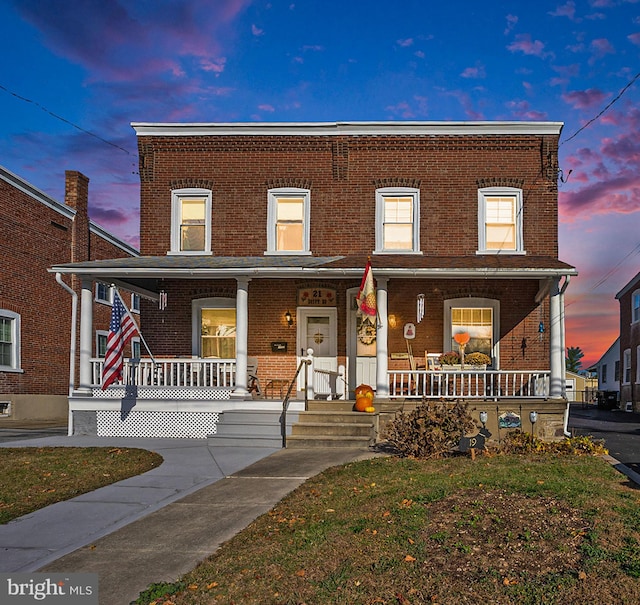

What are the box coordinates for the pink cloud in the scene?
[628,32,640,46]
[460,65,486,79]
[548,1,577,20]
[562,88,608,109]
[504,14,518,35]
[396,38,414,47]
[251,24,264,36]
[257,104,275,112]
[591,38,615,55]
[507,34,553,59]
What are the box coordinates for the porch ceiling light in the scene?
[285,310,293,327]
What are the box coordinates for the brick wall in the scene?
[618,275,640,409]
[0,171,136,398]
[138,133,559,258]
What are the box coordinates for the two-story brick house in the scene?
[0,167,138,421]
[52,121,577,440]
[616,271,640,411]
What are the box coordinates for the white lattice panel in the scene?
[97,411,220,438]
[92,387,232,400]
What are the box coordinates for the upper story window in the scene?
[170,188,212,255]
[95,283,113,305]
[632,290,640,323]
[266,188,311,254]
[478,187,524,254]
[0,310,21,371]
[375,187,420,254]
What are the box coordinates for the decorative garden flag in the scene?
[356,260,377,318]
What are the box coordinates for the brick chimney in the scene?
[65,170,90,263]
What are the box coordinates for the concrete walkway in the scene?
[0,433,374,604]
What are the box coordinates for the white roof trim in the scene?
[132,121,564,137]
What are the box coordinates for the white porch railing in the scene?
[388,369,550,399]
[90,357,236,389]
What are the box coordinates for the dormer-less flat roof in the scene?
[131,121,564,137]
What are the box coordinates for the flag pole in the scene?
[113,288,157,365]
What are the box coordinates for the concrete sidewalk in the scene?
[0,433,374,604]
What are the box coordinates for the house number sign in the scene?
[298,288,336,306]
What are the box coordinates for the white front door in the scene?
[346,289,377,397]
[297,308,337,393]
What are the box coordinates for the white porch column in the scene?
[232,277,250,398]
[549,277,564,399]
[77,279,93,394]
[375,277,389,397]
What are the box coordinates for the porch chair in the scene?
[247,356,262,396]
[425,352,443,396]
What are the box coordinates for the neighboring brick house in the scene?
[52,121,577,439]
[0,166,138,421]
[616,271,640,412]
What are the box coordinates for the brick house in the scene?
[616,271,640,411]
[52,121,577,440]
[0,167,138,421]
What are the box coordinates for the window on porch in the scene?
[201,308,236,358]
[451,307,493,357]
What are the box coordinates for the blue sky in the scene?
[1,0,639,366]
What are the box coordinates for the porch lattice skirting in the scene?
[97,410,220,438]
[91,387,233,400]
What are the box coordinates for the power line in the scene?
[561,71,640,146]
[0,82,130,155]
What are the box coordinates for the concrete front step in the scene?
[291,421,374,437]
[285,434,373,449]
[296,410,375,424]
[208,409,298,448]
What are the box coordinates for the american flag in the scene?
[101,294,139,390]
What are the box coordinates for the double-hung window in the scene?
[266,188,310,254]
[623,349,631,384]
[95,283,113,304]
[170,188,212,254]
[375,188,420,253]
[0,310,21,371]
[478,187,524,254]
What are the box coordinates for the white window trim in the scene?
[632,289,640,324]
[96,330,108,358]
[191,297,236,356]
[169,188,213,255]
[131,337,141,360]
[443,298,500,368]
[265,187,311,255]
[95,283,113,305]
[374,187,421,254]
[623,348,631,385]
[131,293,141,314]
[0,310,22,372]
[636,345,640,384]
[477,186,525,255]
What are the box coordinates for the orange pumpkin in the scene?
[355,384,374,400]
[355,396,371,412]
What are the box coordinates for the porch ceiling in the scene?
[50,254,577,296]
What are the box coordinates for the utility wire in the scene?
[561,71,640,146]
[0,82,131,155]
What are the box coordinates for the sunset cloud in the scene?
[562,88,608,109]
[507,34,554,59]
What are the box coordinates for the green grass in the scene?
[132,453,640,605]
[0,447,163,523]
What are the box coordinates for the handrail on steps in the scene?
[281,358,310,448]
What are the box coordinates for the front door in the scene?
[347,288,376,397]
[297,308,337,393]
